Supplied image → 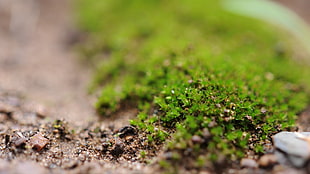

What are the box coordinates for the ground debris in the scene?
[115,125,137,138]
[0,94,160,173]
[11,133,27,147]
[29,133,49,152]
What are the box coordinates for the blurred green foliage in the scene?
[75,0,310,171]
[224,0,310,57]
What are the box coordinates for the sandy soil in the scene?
[0,0,95,126]
[0,1,154,173]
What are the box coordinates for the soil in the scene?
[0,1,159,173]
[0,91,161,174]
[0,0,95,126]
[0,0,310,174]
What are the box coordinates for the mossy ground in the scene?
[75,0,310,172]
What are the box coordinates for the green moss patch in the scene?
[75,0,310,171]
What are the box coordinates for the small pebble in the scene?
[125,135,133,141]
[117,125,137,138]
[78,154,86,162]
[258,154,278,167]
[273,131,310,167]
[198,171,211,174]
[191,135,203,144]
[208,121,217,127]
[260,108,267,114]
[13,137,27,147]
[29,133,49,151]
[240,158,258,169]
[34,104,48,118]
[244,115,253,121]
[223,109,230,114]
[202,128,211,139]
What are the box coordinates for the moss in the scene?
[75,0,310,171]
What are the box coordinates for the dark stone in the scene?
[116,125,137,138]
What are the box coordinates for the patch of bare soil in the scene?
[0,0,154,173]
[0,0,94,126]
[0,91,161,174]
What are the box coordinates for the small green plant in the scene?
[76,0,310,171]
[140,150,147,159]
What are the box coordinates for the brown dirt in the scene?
[0,92,161,174]
[0,0,95,126]
[0,0,160,173]
[0,0,310,174]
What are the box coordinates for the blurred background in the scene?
[0,0,309,124]
[0,0,93,124]
[275,0,310,23]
